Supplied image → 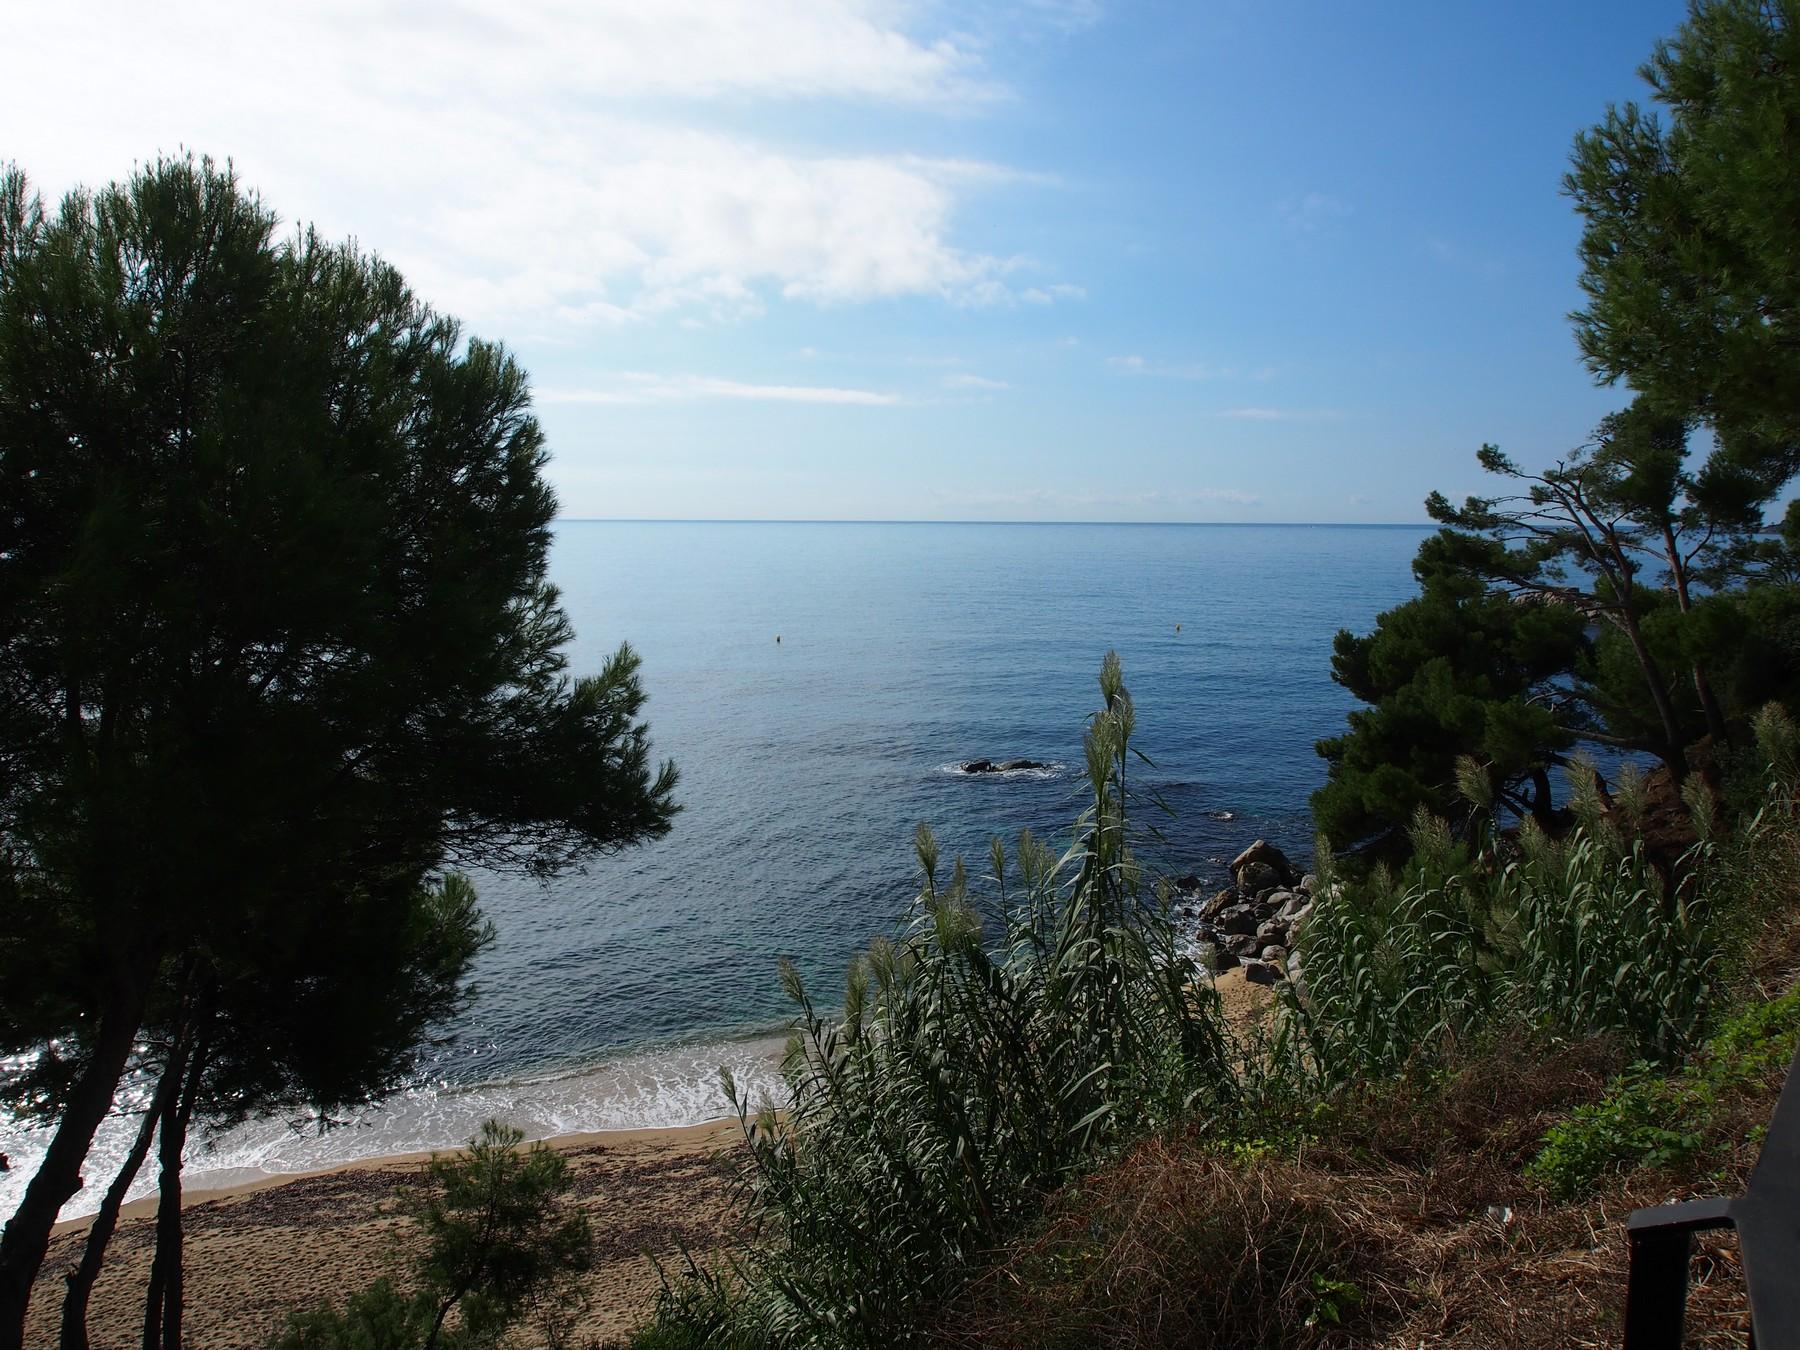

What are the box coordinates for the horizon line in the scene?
[554,517,1433,527]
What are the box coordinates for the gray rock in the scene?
[1217,905,1259,936]
[1193,941,1230,974]
[1299,873,1318,894]
[1221,932,1261,959]
[1261,944,1288,964]
[1201,888,1237,921]
[1255,919,1287,944]
[1238,861,1284,895]
[1242,960,1282,986]
[1276,894,1313,924]
[1231,839,1298,887]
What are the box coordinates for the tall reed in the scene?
[670,655,1234,1346]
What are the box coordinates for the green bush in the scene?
[1526,984,1800,1198]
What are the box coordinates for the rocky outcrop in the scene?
[1173,841,1327,996]
[958,758,1047,774]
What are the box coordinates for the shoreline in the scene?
[33,1116,752,1348]
[47,1114,747,1238]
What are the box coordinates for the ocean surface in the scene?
[3,521,1430,1219]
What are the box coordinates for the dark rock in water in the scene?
[1238,860,1285,895]
[1231,839,1299,889]
[1174,873,1202,892]
[1201,888,1236,921]
[960,758,1046,774]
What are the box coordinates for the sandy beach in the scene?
[27,1118,750,1349]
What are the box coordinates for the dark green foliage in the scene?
[270,1282,437,1350]
[1312,566,1584,847]
[0,155,677,1342]
[407,1122,594,1347]
[270,1122,592,1350]
[1568,0,1800,455]
[1526,983,1800,1198]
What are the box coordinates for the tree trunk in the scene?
[1660,526,1731,749]
[142,1031,206,1350]
[0,983,148,1350]
[1616,612,1688,781]
[1528,767,1559,828]
[58,1054,182,1350]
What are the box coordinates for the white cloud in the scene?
[8,2,1076,332]
[539,374,902,405]
[943,373,1011,390]
[1219,407,1345,422]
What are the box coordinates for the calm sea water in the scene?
[5,521,1429,1217]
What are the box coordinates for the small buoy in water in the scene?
[1175,623,1182,633]
[775,635,781,644]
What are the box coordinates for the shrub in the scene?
[1527,984,1800,1198]
[269,1120,592,1349]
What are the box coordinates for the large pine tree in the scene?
[0,158,679,1346]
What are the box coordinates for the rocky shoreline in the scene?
[1172,839,1320,996]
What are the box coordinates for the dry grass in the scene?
[934,1023,1785,1349]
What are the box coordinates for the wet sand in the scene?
[28,1118,749,1348]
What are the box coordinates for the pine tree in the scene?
[0,157,678,1346]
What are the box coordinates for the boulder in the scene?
[996,758,1046,771]
[1242,960,1282,986]
[1261,944,1288,964]
[960,759,994,774]
[1238,861,1284,895]
[1299,873,1318,894]
[1221,932,1261,959]
[1174,873,1202,893]
[1255,919,1287,945]
[1231,839,1298,887]
[1217,905,1260,936]
[1193,941,1230,974]
[1201,889,1237,921]
[1276,894,1313,924]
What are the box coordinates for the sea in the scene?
[2,520,1430,1221]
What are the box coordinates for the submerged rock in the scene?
[959,757,1047,774]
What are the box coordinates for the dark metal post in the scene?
[1623,1197,1732,1349]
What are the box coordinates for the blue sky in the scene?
[9,0,1691,521]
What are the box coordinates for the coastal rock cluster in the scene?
[958,758,1047,774]
[1174,839,1318,994]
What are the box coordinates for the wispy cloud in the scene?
[1218,407,1345,422]
[7,2,1082,331]
[943,373,1011,390]
[540,374,902,406]
[1107,355,1273,381]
